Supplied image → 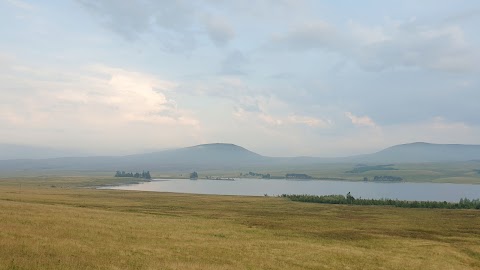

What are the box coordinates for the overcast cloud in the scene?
[0,0,479,156]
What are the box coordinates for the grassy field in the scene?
[1,176,480,269]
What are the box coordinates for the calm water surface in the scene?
[103,178,480,202]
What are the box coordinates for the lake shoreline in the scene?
[101,178,480,202]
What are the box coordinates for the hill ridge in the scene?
[1,142,480,173]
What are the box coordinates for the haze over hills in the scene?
[349,142,480,163]
[1,142,480,173]
[120,143,268,170]
[0,144,88,160]
[0,143,268,173]
[126,143,264,163]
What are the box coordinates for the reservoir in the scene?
[102,178,480,202]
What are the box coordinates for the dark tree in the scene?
[114,170,152,179]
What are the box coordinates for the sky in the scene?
[0,0,479,157]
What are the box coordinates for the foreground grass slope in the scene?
[0,177,479,269]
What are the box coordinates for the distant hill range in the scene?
[347,142,480,163]
[1,142,480,173]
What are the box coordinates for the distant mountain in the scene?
[121,143,267,170]
[137,143,262,160]
[351,142,480,163]
[0,143,268,173]
[0,144,86,160]
[1,142,480,174]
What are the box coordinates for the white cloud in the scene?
[348,20,390,45]
[2,1,480,157]
[350,20,479,72]
[6,0,33,10]
[258,113,283,126]
[270,18,479,72]
[77,0,197,51]
[309,117,479,157]
[287,115,331,128]
[271,21,340,51]
[430,116,469,130]
[0,60,200,154]
[234,103,331,129]
[377,118,477,149]
[86,65,188,124]
[220,50,248,75]
[186,75,333,129]
[182,75,266,105]
[204,15,235,47]
[345,112,376,127]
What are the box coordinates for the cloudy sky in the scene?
[1,0,479,157]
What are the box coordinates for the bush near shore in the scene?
[281,193,480,209]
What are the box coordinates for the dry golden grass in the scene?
[0,177,479,269]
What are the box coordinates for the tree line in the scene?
[115,170,151,179]
[285,173,312,179]
[243,172,271,178]
[370,176,403,182]
[281,193,480,209]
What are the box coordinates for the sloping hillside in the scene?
[352,142,480,163]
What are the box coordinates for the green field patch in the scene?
[431,177,480,184]
[346,164,397,173]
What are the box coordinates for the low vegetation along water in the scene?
[104,178,480,203]
[282,194,480,209]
